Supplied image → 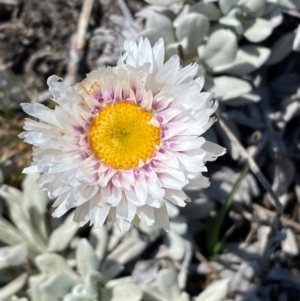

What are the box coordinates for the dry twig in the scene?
[235,203,300,232]
[178,239,192,290]
[75,0,94,53]
[253,203,300,232]
[218,113,282,211]
[195,249,222,280]
[66,0,94,84]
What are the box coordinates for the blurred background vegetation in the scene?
[0,0,300,300]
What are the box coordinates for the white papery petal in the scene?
[52,199,69,218]
[137,205,155,226]
[155,55,180,87]
[73,202,90,226]
[125,189,146,206]
[184,176,210,190]
[154,204,170,231]
[90,205,110,228]
[164,189,187,207]
[21,103,61,127]
[202,141,227,162]
[175,63,198,86]
[116,198,137,225]
[152,38,165,71]
[101,184,122,207]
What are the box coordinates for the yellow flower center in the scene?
[89,102,161,170]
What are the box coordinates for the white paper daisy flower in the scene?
[20,38,225,231]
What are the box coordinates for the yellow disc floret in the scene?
[89,102,161,170]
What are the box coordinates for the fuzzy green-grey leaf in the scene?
[175,13,209,57]
[243,18,272,42]
[204,29,238,68]
[76,239,99,279]
[208,76,252,100]
[213,45,270,75]
[0,243,27,270]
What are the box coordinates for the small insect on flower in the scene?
[20,38,226,231]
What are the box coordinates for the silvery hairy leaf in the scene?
[107,224,127,252]
[173,5,190,28]
[89,226,108,262]
[230,261,255,296]
[132,260,160,285]
[263,1,283,29]
[213,45,270,75]
[157,231,185,261]
[101,262,124,282]
[219,6,242,29]
[175,13,209,57]
[190,2,222,20]
[64,284,98,300]
[170,215,188,235]
[105,228,154,266]
[144,0,182,5]
[35,253,79,281]
[21,173,48,241]
[0,217,25,248]
[293,24,300,51]
[29,274,49,301]
[39,273,77,299]
[276,97,300,130]
[156,269,189,301]
[237,0,267,13]
[219,0,238,15]
[242,18,272,42]
[76,239,99,279]
[145,11,175,45]
[203,28,238,68]
[194,279,229,301]
[0,273,27,301]
[47,214,78,252]
[0,243,27,270]
[111,282,143,301]
[278,0,300,9]
[270,153,295,206]
[223,92,261,107]
[0,185,47,253]
[266,31,295,65]
[174,3,221,26]
[71,271,103,299]
[222,242,261,265]
[206,76,252,101]
[219,15,243,35]
[281,229,298,256]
